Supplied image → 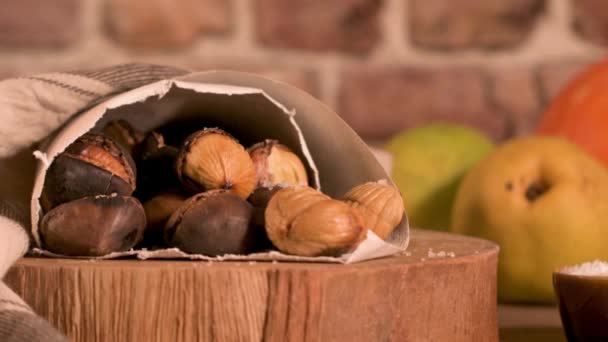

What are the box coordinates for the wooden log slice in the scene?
[5,230,499,342]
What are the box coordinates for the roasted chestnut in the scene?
[264,186,367,256]
[175,129,257,199]
[40,195,146,256]
[164,189,256,256]
[40,133,136,212]
[248,139,309,187]
[343,181,404,240]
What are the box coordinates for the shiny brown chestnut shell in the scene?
[40,133,136,212]
[40,195,146,256]
[164,189,256,256]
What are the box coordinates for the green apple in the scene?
[385,123,494,231]
[452,136,608,303]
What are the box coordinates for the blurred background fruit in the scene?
[452,136,608,304]
[385,123,494,231]
[537,58,608,166]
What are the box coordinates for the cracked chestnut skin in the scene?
[40,195,146,256]
[264,186,367,257]
[175,128,257,199]
[40,133,137,212]
[164,189,256,256]
[248,139,309,188]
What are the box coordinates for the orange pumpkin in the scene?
[537,58,608,166]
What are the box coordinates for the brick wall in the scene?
[0,0,606,143]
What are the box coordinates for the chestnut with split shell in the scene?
[40,133,136,212]
[343,181,404,240]
[176,128,257,199]
[40,195,146,256]
[264,186,367,256]
[164,189,256,256]
[248,139,308,187]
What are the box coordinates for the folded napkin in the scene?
[0,63,188,341]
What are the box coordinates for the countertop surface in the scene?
[500,328,565,342]
[498,304,566,341]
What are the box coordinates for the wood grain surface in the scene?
[5,230,499,342]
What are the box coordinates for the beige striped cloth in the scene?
[0,63,188,341]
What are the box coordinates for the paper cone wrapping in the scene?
[30,71,409,263]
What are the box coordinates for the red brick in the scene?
[105,0,231,48]
[537,60,593,103]
[255,0,383,54]
[573,0,608,46]
[338,67,508,140]
[0,0,81,47]
[191,63,320,98]
[410,0,545,50]
[490,67,542,135]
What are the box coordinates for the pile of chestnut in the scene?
[39,120,405,257]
